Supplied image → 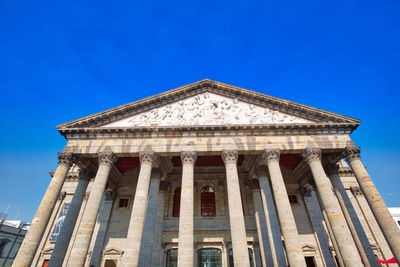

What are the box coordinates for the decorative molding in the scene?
[181,151,197,165]
[344,146,361,162]
[139,150,157,165]
[262,148,280,164]
[58,80,361,134]
[58,152,75,167]
[221,149,238,164]
[302,147,321,164]
[98,152,117,166]
[350,186,363,196]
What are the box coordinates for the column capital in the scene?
[181,151,197,165]
[222,149,238,164]
[303,186,314,197]
[350,186,363,196]
[58,152,75,167]
[249,179,260,190]
[302,147,321,164]
[344,146,361,162]
[327,163,340,177]
[104,190,117,201]
[139,150,157,165]
[262,148,280,164]
[159,180,171,191]
[98,152,117,166]
[58,191,67,201]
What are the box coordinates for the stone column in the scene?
[262,148,306,267]
[177,151,197,267]
[89,190,116,267]
[344,146,400,263]
[48,170,90,267]
[250,179,273,267]
[151,181,170,266]
[302,186,336,267]
[329,163,379,267]
[138,167,161,266]
[68,152,116,267]
[13,152,74,267]
[257,166,287,266]
[121,150,158,267]
[222,149,251,267]
[303,148,361,267]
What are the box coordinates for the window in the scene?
[173,187,181,217]
[288,194,298,204]
[305,256,316,267]
[228,248,255,267]
[397,220,400,226]
[198,248,222,267]
[118,198,129,208]
[0,239,8,255]
[201,186,216,217]
[166,248,178,267]
[104,259,117,267]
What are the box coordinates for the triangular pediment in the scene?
[101,92,312,127]
[57,79,360,135]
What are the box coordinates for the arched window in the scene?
[198,248,222,266]
[201,186,216,217]
[166,248,178,267]
[172,187,181,217]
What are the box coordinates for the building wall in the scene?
[0,224,27,266]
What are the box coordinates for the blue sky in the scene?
[0,1,399,222]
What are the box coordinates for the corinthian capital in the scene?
[222,149,238,164]
[58,152,75,167]
[262,148,280,164]
[98,152,117,166]
[139,150,157,165]
[181,151,197,165]
[302,147,321,164]
[344,146,361,162]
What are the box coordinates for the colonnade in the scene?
[12,145,400,267]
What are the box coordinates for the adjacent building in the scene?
[13,80,400,266]
[0,220,29,266]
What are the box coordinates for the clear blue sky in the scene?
[0,1,399,222]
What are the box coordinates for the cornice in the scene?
[57,80,360,137]
[60,123,357,140]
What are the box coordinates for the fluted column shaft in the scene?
[302,186,337,267]
[48,171,90,267]
[257,167,286,266]
[262,149,306,267]
[138,165,161,266]
[250,179,273,267]
[303,148,361,267]
[222,149,251,267]
[121,151,157,267]
[177,151,197,267]
[329,164,379,267]
[345,146,400,263]
[13,152,74,267]
[68,152,116,267]
[152,181,170,266]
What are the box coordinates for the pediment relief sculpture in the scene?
[102,92,312,128]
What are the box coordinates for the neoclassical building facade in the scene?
[13,80,399,267]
